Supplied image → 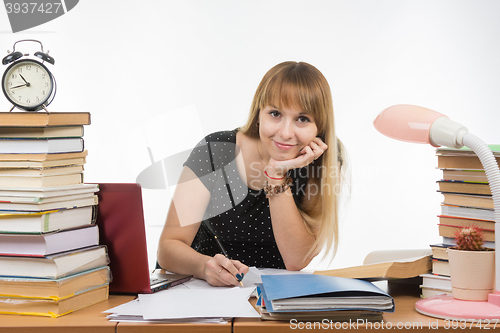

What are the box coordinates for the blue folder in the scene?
[261,274,395,313]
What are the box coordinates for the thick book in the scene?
[437,181,491,195]
[0,164,83,176]
[430,243,452,260]
[0,126,84,139]
[0,245,109,279]
[0,173,83,187]
[421,286,452,298]
[436,145,500,170]
[0,183,97,198]
[438,155,500,170]
[420,271,452,298]
[0,150,87,168]
[0,284,108,317]
[441,204,494,221]
[437,145,500,156]
[438,216,494,231]
[439,224,494,242]
[441,169,488,183]
[441,192,493,209]
[0,193,97,211]
[0,266,110,299]
[432,258,450,277]
[0,224,99,256]
[0,189,95,202]
[260,274,394,313]
[314,249,431,280]
[0,137,84,154]
[0,206,96,234]
[420,273,452,291]
[442,236,495,249]
[0,112,91,127]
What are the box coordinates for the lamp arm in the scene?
[462,133,500,292]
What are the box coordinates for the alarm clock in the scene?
[1,40,56,112]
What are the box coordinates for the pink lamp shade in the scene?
[373,104,447,146]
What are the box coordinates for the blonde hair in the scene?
[241,61,346,263]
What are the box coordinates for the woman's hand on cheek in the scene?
[308,137,328,161]
[267,137,328,176]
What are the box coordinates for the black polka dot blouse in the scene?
[186,130,308,269]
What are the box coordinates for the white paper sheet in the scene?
[103,267,303,321]
[139,286,259,320]
[104,298,232,323]
[107,314,228,324]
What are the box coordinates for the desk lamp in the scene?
[373,104,500,321]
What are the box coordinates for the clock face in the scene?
[2,59,54,111]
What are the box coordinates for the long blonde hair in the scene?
[240,61,346,263]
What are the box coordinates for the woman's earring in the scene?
[256,122,259,127]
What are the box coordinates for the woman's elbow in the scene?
[156,243,169,269]
[156,238,178,270]
[284,257,312,271]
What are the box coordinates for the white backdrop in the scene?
[1,0,499,271]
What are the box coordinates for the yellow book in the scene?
[0,267,110,300]
[0,285,108,318]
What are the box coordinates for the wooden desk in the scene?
[0,295,135,333]
[0,295,232,333]
[117,321,232,333]
[2,283,497,332]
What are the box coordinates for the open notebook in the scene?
[94,183,191,294]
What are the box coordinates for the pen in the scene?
[214,236,244,286]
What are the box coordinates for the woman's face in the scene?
[258,104,318,161]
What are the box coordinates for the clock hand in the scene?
[11,83,29,89]
[19,74,31,87]
[19,74,28,84]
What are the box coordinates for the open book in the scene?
[314,249,432,280]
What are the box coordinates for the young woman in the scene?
[157,61,346,286]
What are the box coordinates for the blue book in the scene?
[261,274,395,313]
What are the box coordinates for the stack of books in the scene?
[421,145,500,298]
[436,145,498,247]
[0,112,110,318]
[255,274,394,321]
[420,246,452,297]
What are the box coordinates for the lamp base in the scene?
[415,295,500,322]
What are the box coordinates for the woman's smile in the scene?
[273,140,296,150]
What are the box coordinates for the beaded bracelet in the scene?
[263,176,293,198]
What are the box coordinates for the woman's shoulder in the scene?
[201,130,237,144]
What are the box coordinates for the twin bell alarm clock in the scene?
[1,39,56,112]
